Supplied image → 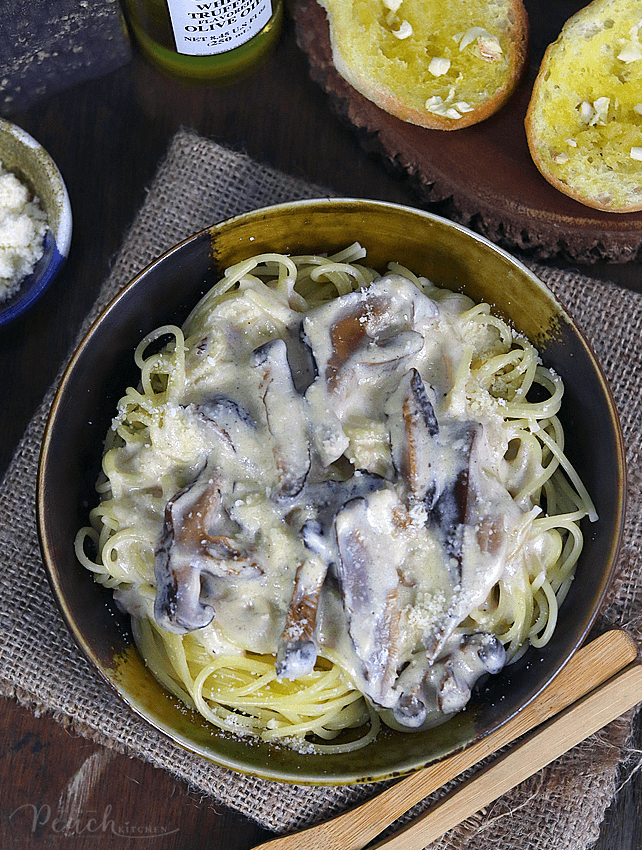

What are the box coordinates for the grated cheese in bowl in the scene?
[0,160,48,304]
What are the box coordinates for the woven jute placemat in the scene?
[1,128,641,847]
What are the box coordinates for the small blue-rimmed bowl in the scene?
[0,118,72,328]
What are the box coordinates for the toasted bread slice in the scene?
[316,0,528,130]
[526,0,642,213]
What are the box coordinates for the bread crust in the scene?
[318,0,529,131]
[525,0,642,213]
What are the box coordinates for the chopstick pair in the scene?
[252,630,641,850]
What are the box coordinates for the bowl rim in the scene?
[0,118,73,328]
[38,198,627,783]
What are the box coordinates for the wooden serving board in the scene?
[292,0,642,263]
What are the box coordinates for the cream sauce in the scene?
[114,273,550,727]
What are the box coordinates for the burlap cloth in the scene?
[1,128,641,848]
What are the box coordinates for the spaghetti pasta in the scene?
[76,245,596,751]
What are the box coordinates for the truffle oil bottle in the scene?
[122,0,283,83]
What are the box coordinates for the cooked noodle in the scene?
[76,244,596,751]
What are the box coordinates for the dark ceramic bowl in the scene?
[0,119,72,328]
[38,199,625,784]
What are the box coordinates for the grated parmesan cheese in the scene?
[0,161,48,303]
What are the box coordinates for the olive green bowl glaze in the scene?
[38,199,625,785]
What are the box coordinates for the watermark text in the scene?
[9,803,180,839]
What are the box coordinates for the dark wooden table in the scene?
[1,12,641,849]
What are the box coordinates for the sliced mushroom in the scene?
[334,489,403,707]
[185,395,261,471]
[386,368,440,504]
[424,426,518,661]
[276,555,327,680]
[189,394,255,431]
[302,381,350,468]
[428,423,477,572]
[300,519,336,566]
[436,633,506,714]
[303,274,438,387]
[287,319,317,394]
[302,276,435,425]
[285,472,387,569]
[391,632,506,727]
[252,338,310,497]
[154,464,260,634]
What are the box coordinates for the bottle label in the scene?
[166,0,273,55]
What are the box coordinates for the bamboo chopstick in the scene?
[369,661,642,850]
[251,630,638,850]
